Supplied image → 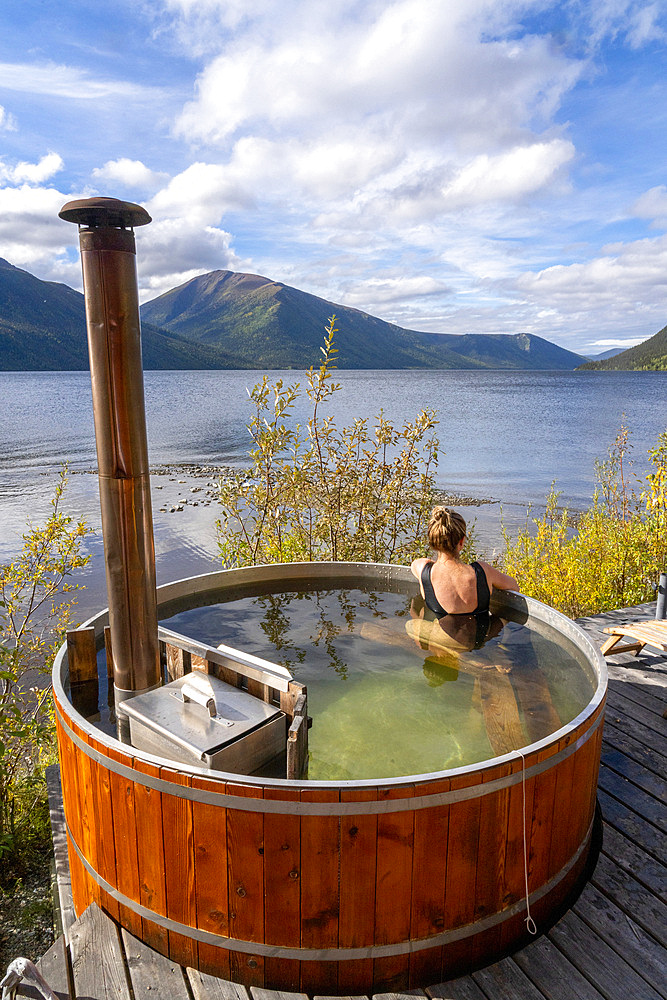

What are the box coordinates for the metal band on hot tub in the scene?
[65,813,593,960]
[55,699,604,815]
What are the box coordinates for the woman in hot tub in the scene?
[410,506,517,619]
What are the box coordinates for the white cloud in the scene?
[0,61,166,102]
[343,276,451,309]
[440,140,575,210]
[0,105,17,132]
[633,185,667,226]
[176,1,580,150]
[131,163,252,297]
[588,338,647,348]
[92,159,168,191]
[147,161,252,223]
[0,153,64,186]
[0,183,81,284]
[516,233,667,343]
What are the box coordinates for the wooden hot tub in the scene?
[53,562,606,995]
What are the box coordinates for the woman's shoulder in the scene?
[410,557,432,579]
[473,559,518,592]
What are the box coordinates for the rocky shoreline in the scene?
[70,461,501,514]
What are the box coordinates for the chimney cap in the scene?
[59,197,151,229]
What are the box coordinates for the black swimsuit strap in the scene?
[421,562,449,616]
[471,561,491,614]
[421,560,490,617]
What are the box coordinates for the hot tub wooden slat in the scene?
[498,754,536,954]
[106,742,143,939]
[547,737,579,881]
[408,776,450,989]
[526,740,561,898]
[133,757,169,955]
[88,733,121,923]
[55,707,90,919]
[192,772,232,981]
[161,765,197,969]
[226,782,266,988]
[558,718,600,877]
[338,786,378,996]
[300,786,342,997]
[166,642,191,680]
[441,770,483,980]
[69,719,99,913]
[263,785,302,993]
[469,760,513,971]
[373,784,416,993]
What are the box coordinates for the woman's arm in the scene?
[478,560,519,592]
[410,557,429,579]
[410,557,430,598]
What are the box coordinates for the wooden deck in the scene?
[26,603,667,1000]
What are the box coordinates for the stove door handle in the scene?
[180,679,217,717]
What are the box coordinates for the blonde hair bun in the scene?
[427,506,466,554]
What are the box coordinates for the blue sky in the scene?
[1,0,667,355]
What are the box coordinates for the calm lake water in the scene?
[1,368,666,617]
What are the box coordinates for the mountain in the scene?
[577,327,667,371]
[0,258,588,371]
[586,347,626,361]
[142,269,587,370]
[416,330,588,370]
[0,258,240,371]
[140,270,483,369]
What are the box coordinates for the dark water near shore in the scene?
[1,368,666,618]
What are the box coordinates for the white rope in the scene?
[515,747,538,936]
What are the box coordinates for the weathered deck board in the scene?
[572,883,667,996]
[608,677,666,715]
[548,908,664,999]
[513,932,608,1000]
[602,719,667,771]
[121,927,191,999]
[188,969,252,1000]
[36,935,72,1000]
[599,823,667,900]
[68,902,132,999]
[591,851,667,942]
[427,980,488,1000]
[597,787,666,861]
[601,744,667,800]
[604,702,667,756]
[251,989,311,1000]
[598,763,667,831]
[30,602,667,1000]
[46,766,75,939]
[472,957,548,1000]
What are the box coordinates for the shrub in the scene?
[0,469,90,859]
[502,427,667,617]
[217,318,441,567]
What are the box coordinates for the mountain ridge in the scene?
[577,326,667,371]
[1,257,589,371]
[0,258,242,371]
[141,268,587,371]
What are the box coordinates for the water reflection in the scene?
[162,584,594,779]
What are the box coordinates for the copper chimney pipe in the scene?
[59,197,161,718]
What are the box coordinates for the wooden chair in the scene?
[601,619,667,657]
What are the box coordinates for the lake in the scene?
[1,368,665,618]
